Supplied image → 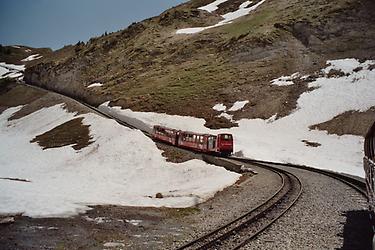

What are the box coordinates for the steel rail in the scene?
[177,163,303,250]
[231,157,367,199]
[232,167,302,250]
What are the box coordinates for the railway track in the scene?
[177,163,303,250]
[21,82,151,136]
[232,157,367,199]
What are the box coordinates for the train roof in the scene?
[152,125,233,137]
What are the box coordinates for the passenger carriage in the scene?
[152,125,233,156]
[152,125,179,145]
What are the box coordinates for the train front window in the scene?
[221,134,232,141]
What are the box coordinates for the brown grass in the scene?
[30,117,93,150]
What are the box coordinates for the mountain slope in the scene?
[24,0,375,132]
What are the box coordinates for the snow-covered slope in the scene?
[100,59,375,177]
[0,62,25,80]
[177,0,266,34]
[0,105,240,218]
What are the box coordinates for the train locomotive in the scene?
[152,125,233,156]
[364,121,375,247]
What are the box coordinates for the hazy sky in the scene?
[0,0,186,50]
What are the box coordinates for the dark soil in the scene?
[205,115,238,129]
[0,79,47,115]
[310,107,375,137]
[302,139,322,147]
[0,206,193,250]
[156,142,200,163]
[30,117,94,151]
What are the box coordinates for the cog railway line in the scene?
[177,164,302,250]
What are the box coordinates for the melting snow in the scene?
[0,62,25,80]
[87,82,103,88]
[271,73,301,86]
[126,219,142,226]
[228,100,249,112]
[198,0,229,12]
[218,112,234,121]
[0,105,240,218]
[100,59,375,177]
[177,0,266,34]
[213,103,227,111]
[103,242,125,248]
[21,54,43,62]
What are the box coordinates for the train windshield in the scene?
[220,134,233,141]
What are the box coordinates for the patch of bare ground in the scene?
[302,139,321,147]
[155,142,201,163]
[30,117,93,150]
[310,107,375,136]
[216,0,255,15]
[205,115,238,129]
[0,80,46,114]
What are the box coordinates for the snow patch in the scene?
[87,82,103,88]
[126,219,142,226]
[21,54,43,62]
[321,58,374,75]
[83,216,111,224]
[0,105,240,218]
[0,62,25,80]
[198,0,229,12]
[103,242,125,248]
[228,100,249,112]
[177,0,266,34]
[271,72,300,86]
[218,112,233,121]
[213,103,227,111]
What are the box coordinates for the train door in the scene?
[208,136,217,151]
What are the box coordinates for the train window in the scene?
[221,134,233,141]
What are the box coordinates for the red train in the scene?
[152,125,234,156]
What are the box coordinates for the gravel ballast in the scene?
[167,163,283,249]
[243,165,371,250]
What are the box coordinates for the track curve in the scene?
[177,163,303,250]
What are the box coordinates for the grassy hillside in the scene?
[0,45,52,65]
[24,0,375,131]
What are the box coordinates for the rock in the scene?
[156,193,163,198]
